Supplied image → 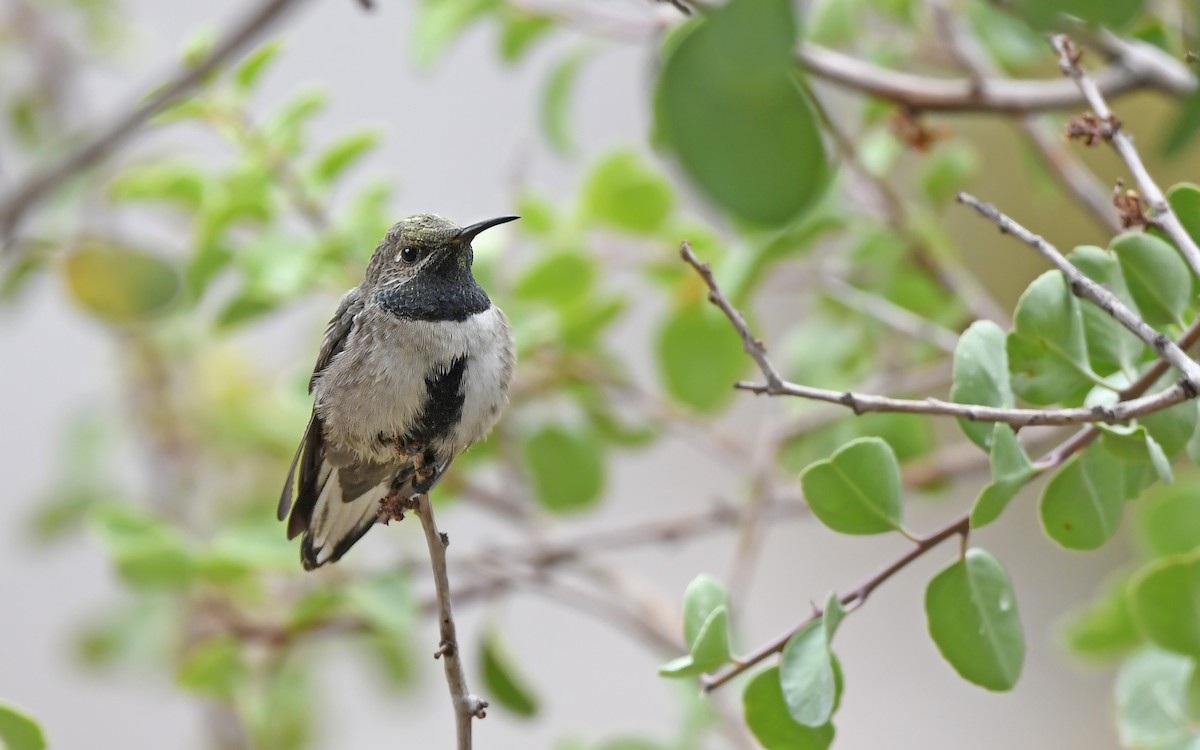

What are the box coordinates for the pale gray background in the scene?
[1,1,1131,748]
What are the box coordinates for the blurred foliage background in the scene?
[5,0,1200,749]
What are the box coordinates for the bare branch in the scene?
[388,495,486,750]
[1052,34,1200,276]
[799,39,1193,114]
[680,242,1194,426]
[0,0,310,246]
[957,192,1200,392]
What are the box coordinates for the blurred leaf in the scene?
[925,548,1024,691]
[807,0,859,45]
[1007,271,1097,405]
[0,703,46,750]
[951,320,1014,450]
[852,412,934,463]
[248,660,313,750]
[311,130,382,187]
[541,49,590,156]
[514,251,595,306]
[681,574,728,647]
[971,424,1038,529]
[234,40,283,92]
[581,150,674,234]
[743,667,835,750]
[1111,232,1190,329]
[523,426,605,512]
[1014,0,1145,29]
[1168,183,1200,248]
[200,520,298,581]
[346,573,416,638]
[1141,399,1199,457]
[1100,423,1173,484]
[1062,572,1142,659]
[108,161,207,210]
[799,437,903,535]
[514,193,556,236]
[499,11,554,63]
[61,243,181,324]
[656,302,744,412]
[967,0,1047,72]
[176,636,247,700]
[1138,480,1200,557]
[1163,90,1200,155]
[920,142,978,206]
[412,0,499,68]
[91,505,197,589]
[1131,552,1200,658]
[654,0,831,226]
[1040,446,1125,550]
[263,89,328,154]
[1116,649,1200,749]
[659,606,731,677]
[480,628,539,717]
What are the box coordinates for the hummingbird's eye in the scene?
[398,247,420,264]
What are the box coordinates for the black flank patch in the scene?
[407,355,469,447]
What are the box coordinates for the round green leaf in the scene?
[799,437,903,535]
[656,303,745,412]
[970,423,1037,529]
[1006,271,1097,405]
[176,636,247,699]
[1131,553,1200,658]
[1116,648,1199,749]
[0,703,47,750]
[743,667,835,750]
[658,606,732,677]
[950,320,1014,451]
[1168,183,1200,250]
[480,629,540,718]
[581,150,674,234]
[1111,232,1191,329]
[1138,481,1200,557]
[654,0,831,227]
[62,244,181,323]
[513,251,596,306]
[1069,245,1145,377]
[682,574,729,647]
[925,548,1025,691]
[1061,573,1142,660]
[522,426,605,512]
[1040,446,1125,550]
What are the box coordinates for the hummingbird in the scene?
[278,214,518,569]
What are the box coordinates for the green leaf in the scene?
[480,628,539,717]
[499,11,554,63]
[346,573,415,638]
[1040,446,1125,550]
[1116,648,1200,749]
[925,548,1025,691]
[540,49,590,156]
[970,424,1038,529]
[108,160,208,210]
[654,0,831,226]
[1015,0,1145,29]
[176,636,247,699]
[656,303,745,412]
[1168,183,1200,248]
[658,607,732,677]
[1131,552,1200,658]
[0,703,47,750]
[1007,271,1097,405]
[950,320,1014,450]
[234,40,283,91]
[1163,90,1200,155]
[1138,480,1200,557]
[411,0,498,68]
[779,621,838,727]
[61,244,182,324]
[91,505,197,589]
[581,150,674,234]
[1142,399,1199,457]
[1069,244,1145,377]
[1111,232,1191,329]
[682,574,729,647]
[743,667,835,750]
[799,437,904,535]
[919,142,978,206]
[522,426,605,512]
[1062,572,1142,659]
[311,130,382,186]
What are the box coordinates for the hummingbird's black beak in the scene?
[458,215,520,244]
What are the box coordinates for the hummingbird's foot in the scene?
[391,435,417,460]
[412,450,438,489]
[376,493,418,524]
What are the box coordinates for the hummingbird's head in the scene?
[366,214,519,321]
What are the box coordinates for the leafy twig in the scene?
[1052,34,1200,276]
[0,0,311,247]
[680,242,1193,426]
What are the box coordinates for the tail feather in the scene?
[299,464,389,570]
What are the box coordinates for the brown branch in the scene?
[799,39,1193,114]
[0,0,311,246]
[1052,34,1200,276]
